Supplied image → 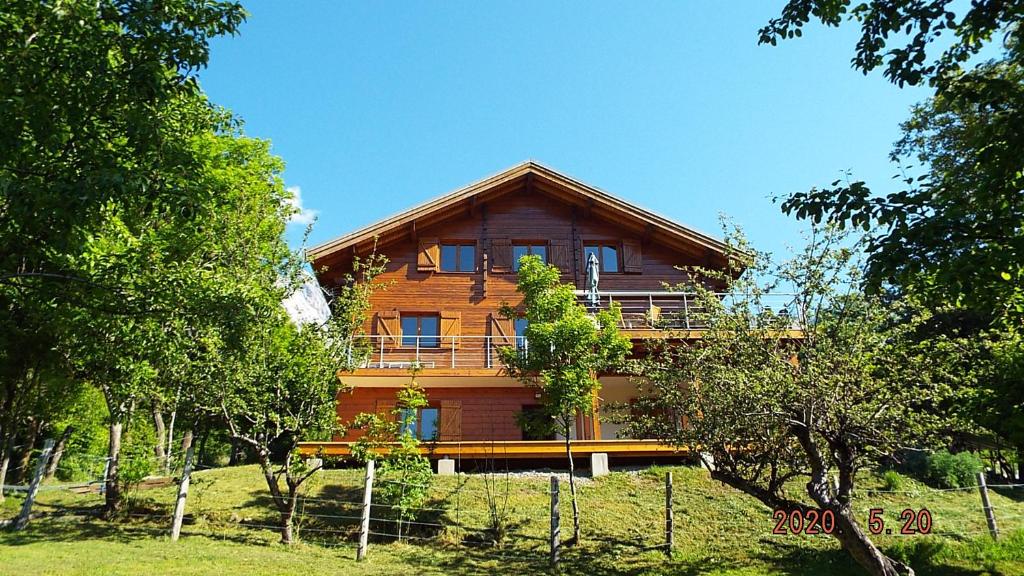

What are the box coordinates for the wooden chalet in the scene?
[300,162,798,463]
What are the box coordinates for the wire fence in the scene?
[5,443,1024,566]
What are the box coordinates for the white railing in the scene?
[574,291,803,331]
[347,292,803,370]
[350,335,527,370]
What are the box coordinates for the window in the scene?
[514,318,528,350]
[400,407,439,440]
[584,244,620,273]
[401,314,439,347]
[512,243,547,271]
[440,243,475,272]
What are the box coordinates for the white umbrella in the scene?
[586,252,600,308]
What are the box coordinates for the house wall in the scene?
[324,189,705,341]
[337,386,539,441]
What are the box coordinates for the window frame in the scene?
[512,242,549,272]
[400,405,440,440]
[439,242,477,273]
[583,242,621,274]
[400,313,441,348]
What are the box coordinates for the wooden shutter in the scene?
[417,237,440,272]
[439,311,462,349]
[622,239,642,274]
[375,311,400,345]
[439,400,462,441]
[488,313,514,345]
[490,238,512,273]
[375,399,396,423]
[549,239,571,273]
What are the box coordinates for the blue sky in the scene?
[199,2,931,262]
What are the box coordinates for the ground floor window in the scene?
[517,404,556,440]
[400,406,439,440]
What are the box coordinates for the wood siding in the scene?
[318,188,711,343]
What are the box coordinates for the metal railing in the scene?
[350,335,527,370]
[347,292,803,370]
[574,291,803,331]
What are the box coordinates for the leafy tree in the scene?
[624,226,949,576]
[216,252,387,545]
[499,255,631,544]
[780,58,1024,329]
[1,0,246,514]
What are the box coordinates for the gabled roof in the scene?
[307,161,731,264]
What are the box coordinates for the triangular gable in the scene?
[307,161,732,267]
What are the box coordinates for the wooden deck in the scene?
[298,439,687,459]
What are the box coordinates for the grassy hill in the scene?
[2,464,1024,575]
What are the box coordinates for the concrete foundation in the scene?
[590,452,609,477]
[437,457,456,476]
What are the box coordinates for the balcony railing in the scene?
[351,335,524,370]
[574,291,802,331]
[348,292,802,371]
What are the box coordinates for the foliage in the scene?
[348,378,434,541]
[625,224,952,575]
[499,254,631,544]
[780,57,1024,330]
[759,0,1022,88]
[924,450,984,489]
[375,382,433,540]
[879,470,907,493]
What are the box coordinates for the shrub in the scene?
[925,450,984,489]
[879,469,906,492]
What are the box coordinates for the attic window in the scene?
[512,244,547,271]
[440,243,475,272]
[584,244,619,273]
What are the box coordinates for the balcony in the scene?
[347,292,802,373]
[574,290,802,331]
[350,335,523,372]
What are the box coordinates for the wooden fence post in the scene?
[170,432,195,541]
[357,459,375,561]
[978,472,999,540]
[15,438,55,531]
[550,475,560,566]
[665,471,674,556]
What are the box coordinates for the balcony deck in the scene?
[348,291,802,373]
[298,439,687,459]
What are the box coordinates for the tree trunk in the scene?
[0,436,12,503]
[829,505,914,576]
[153,408,166,468]
[1017,445,1024,483]
[564,422,581,545]
[103,419,124,518]
[164,407,177,475]
[45,425,74,479]
[14,417,40,484]
[228,437,242,466]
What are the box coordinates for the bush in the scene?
[879,469,906,492]
[925,450,984,489]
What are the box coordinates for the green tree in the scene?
[499,255,631,544]
[1,0,247,515]
[625,226,948,576]
[348,379,434,541]
[216,252,387,545]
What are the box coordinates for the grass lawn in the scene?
[2,464,1024,575]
